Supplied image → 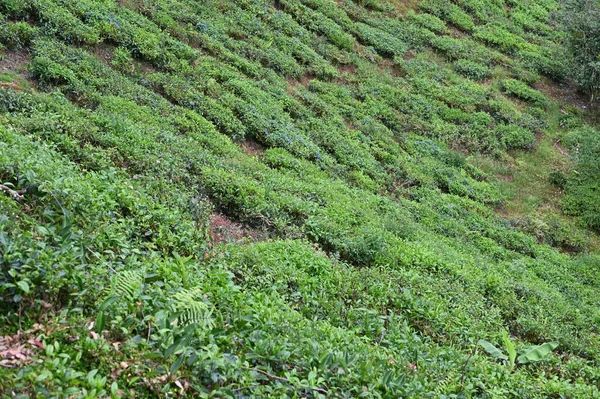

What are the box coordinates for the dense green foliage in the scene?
[561,127,600,230]
[558,0,600,100]
[0,0,599,397]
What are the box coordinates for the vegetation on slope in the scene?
[558,0,600,101]
[0,0,599,397]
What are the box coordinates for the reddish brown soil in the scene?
[286,72,316,95]
[344,119,357,131]
[0,82,25,91]
[448,26,469,39]
[390,0,421,14]
[299,72,315,87]
[209,213,268,244]
[240,139,266,157]
[378,58,403,77]
[338,64,357,75]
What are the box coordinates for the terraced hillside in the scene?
[1,0,599,397]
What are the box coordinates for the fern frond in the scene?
[171,288,215,330]
[111,270,144,300]
[434,369,458,395]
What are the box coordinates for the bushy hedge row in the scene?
[1,0,599,397]
[562,128,600,231]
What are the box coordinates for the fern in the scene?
[433,370,458,396]
[95,270,144,332]
[111,270,144,300]
[171,288,215,330]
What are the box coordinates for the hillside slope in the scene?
[0,0,599,397]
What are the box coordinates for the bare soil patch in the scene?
[209,213,268,244]
[533,77,591,111]
[338,64,357,75]
[286,72,315,94]
[240,139,266,157]
[378,58,403,77]
[0,50,36,87]
[89,44,115,64]
[390,0,421,14]
[0,50,30,75]
[535,130,544,144]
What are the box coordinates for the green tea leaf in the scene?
[16,280,30,294]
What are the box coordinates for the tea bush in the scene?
[453,59,490,80]
[558,0,600,100]
[562,127,600,231]
[0,21,37,49]
[502,78,548,106]
[1,0,599,397]
[497,123,536,149]
[406,11,448,34]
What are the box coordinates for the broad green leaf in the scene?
[164,341,181,358]
[170,354,185,374]
[478,339,508,361]
[17,280,30,294]
[382,370,393,387]
[86,369,98,383]
[518,342,558,364]
[100,295,121,311]
[35,370,52,382]
[95,311,106,333]
[502,331,516,371]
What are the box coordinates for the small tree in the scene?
[558,0,600,101]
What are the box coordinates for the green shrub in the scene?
[558,112,584,129]
[420,0,475,31]
[111,47,134,73]
[355,22,408,57]
[563,128,600,231]
[453,59,490,80]
[1,0,600,396]
[31,0,100,44]
[406,11,449,34]
[502,79,548,106]
[510,64,542,85]
[516,48,568,80]
[497,123,536,149]
[558,0,600,99]
[474,24,524,53]
[549,170,567,188]
[0,21,38,49]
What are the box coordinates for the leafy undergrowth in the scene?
[0,0,599,397]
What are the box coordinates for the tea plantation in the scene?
[0,0,599,397]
